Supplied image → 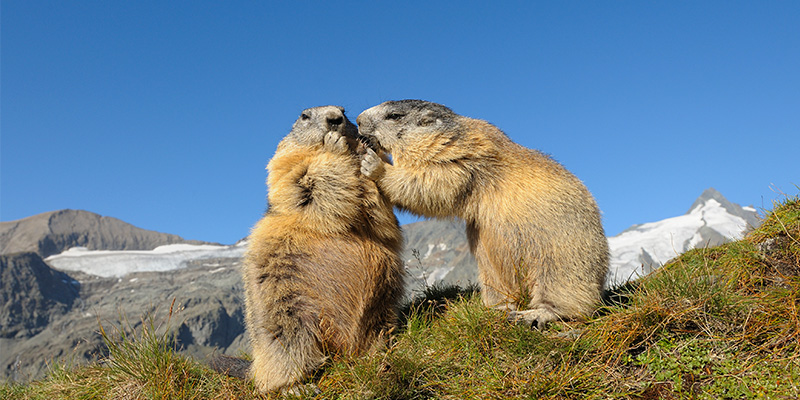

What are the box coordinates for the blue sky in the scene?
[2,1,798,244]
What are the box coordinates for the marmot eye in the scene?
[300,113,311,120]
[386,113,404,120]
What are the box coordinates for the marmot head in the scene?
[285,105,359,150]
[356,100,459,153]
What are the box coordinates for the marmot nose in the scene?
[356,114,371,134]
[325,109,345,132]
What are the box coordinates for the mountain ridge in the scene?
[0,209,209,258]
[607,187,760,285]
[688,187,760,226]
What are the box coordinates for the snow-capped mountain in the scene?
[606,188,760,286]
[27,188,760,286]
[0,189,763,380]
[400,188,761,291]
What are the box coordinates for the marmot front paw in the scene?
[360,148,385,180]
[323,131,348,154]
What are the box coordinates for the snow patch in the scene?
[424,244,435,259]
[426,266,455,286]
[423,243,448,259]
[45,243,247,278]
[607,198,748,287]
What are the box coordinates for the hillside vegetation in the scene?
[2,195,799,399]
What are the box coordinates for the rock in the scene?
[0,252,79,338]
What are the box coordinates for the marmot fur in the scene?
[243,105,404,393]
[357,100,608,328]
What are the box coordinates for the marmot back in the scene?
[358,99,609,329]
[242,106,404,393]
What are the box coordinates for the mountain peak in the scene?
[687,188,761,228]
[0,209,206,258]
[607,188,762,286]
[688,188,731,214]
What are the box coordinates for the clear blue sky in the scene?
[2,1,798,244]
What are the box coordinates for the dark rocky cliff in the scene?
[0,252,79,339]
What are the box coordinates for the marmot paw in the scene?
[360,148,385,180]
[323,131,348,154]
[281,382,321,397]
[507,308,558,330]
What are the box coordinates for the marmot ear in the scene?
[419,111,437,127]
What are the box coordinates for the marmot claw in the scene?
[323,131,348,154]
[360,148,384,180]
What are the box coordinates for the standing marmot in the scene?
[243,106,404,393]
[357,100,608,328]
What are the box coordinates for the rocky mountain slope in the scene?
[0,258,245,382]
[0,253,79,339]
[0,211,237,382]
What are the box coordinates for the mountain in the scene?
[1,259,246,382]
[397,187,760,292]
[0,209,206,258]
[0,211,241,382]
[0,189,760,381]
[28,188,759,293]
[606,188,760,286]
[401,219,477,294]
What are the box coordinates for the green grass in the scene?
[3,195,800,399]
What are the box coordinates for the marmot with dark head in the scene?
[243,106,404,393]
[357,100,608,328]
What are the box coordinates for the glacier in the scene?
[45,242,247,278]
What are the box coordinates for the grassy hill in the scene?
[3,195,798,399]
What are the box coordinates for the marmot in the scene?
[243,105,404,393]
[357,100,609,328]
